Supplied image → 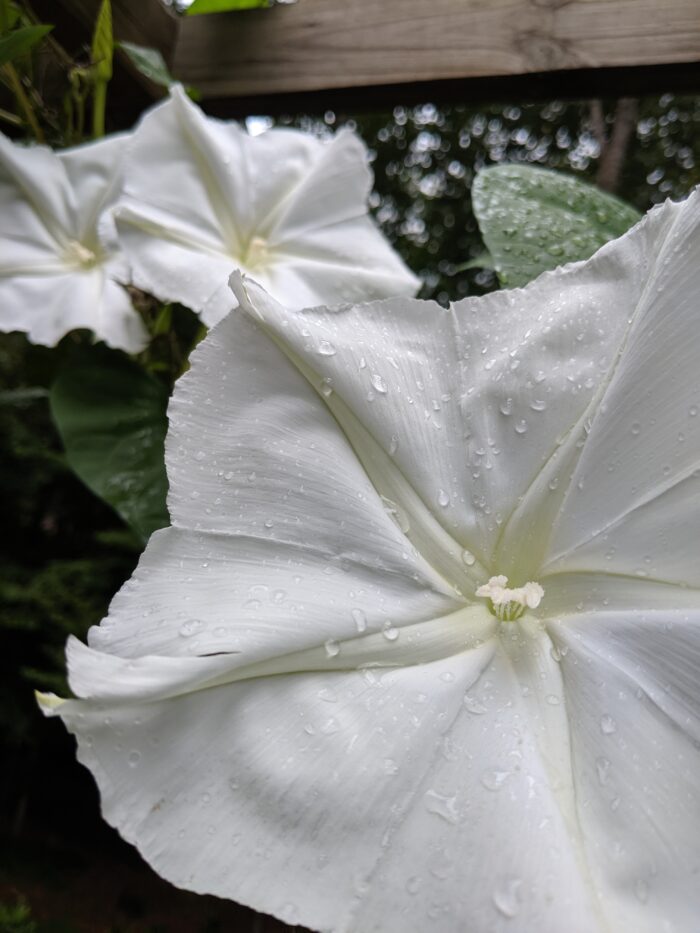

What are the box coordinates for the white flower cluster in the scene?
[0,86,418,351]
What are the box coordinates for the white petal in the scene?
[231,267,631,576]
[59,133,128,246]
[0,131,143,350]
[551,610,700,933]
[0,269,145,351]
[116,86,418,317]
[88,525,465,664]
[54,627,603,933]
[166,295,469,596]
[536,189,700,587]
[0,132,75,254]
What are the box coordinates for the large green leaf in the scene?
[50,346,169,542]
[471,164,642,288]
[0,24,52,68]
[186,0,270,14]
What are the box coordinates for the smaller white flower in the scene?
[113,85,420,326]
[0,132,147,352]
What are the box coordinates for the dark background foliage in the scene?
[1,90,698,930]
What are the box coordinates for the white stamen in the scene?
[476,575,544,622]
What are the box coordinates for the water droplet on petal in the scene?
[437,488,450,507]
[324,639,341,658]
[461,549,476,566]
[179,618,205,638]
[463,694,487,715]
[492,877,523,918]
[370,373,388,394]
[127,750,141,768]
[382,621,399,641]
[424,789,461,824]
[352,608,367,633]
[317,339,336,356]
[514,419,528,435]
[481,769,511,791]
[596,756,611,785]
[600,713,617,735]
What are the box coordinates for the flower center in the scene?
[64,239,98,268]
[243,236,269,270]
[475,575,544,622]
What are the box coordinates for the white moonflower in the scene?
[0,132,146,352]
[113,85,420,326]
[41,190,700,932]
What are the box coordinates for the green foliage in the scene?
[186,0,270,14]
[0,24,52,67]
[0,898,37,933]
[50,344,170,543]
[118,40,174,88]
[90,0,113,137]
[90,0,113,82]
[471,163,642,287]
[117,40,200,100]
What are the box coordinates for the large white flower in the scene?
[113,85,420,326]
[42,190,700,932]
[0,132,147,352]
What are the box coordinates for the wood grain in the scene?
[172,0,700,100]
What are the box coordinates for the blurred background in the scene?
[1,44,698,930]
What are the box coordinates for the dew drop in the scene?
[324,639,341,658]
[424,788,461,824]
[317,339,336,356]
[370,373,388,395]
[514,419,528,435]
[389,434,399,455]
[492,877,523,918]
[596,756,611,786]
[352,607,367,633]
[382,621,399,641]
[463,694,487,715]
[437,488,450,507]
[600,714,617,735]
[179,618,205,638]
[499,397,513,416]
[481,769,511,791]
[127,750,141,768]
[405,875,422,895]
[631,422,641,436]
[461,549,476,567]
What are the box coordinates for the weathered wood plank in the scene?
[173,0,700,100]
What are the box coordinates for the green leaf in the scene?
[0,24,52,68]
[50,345,170,542]
[186,0,270,15]
[471,164,642,288]
[91,0,112,81]
[118,40,174,88]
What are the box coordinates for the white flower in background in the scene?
[113,85,420,326]
[41,190,700,933]
[0,132,147,352]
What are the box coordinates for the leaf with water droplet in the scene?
[472,165,641,288]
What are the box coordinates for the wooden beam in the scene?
[173,0,700,105]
